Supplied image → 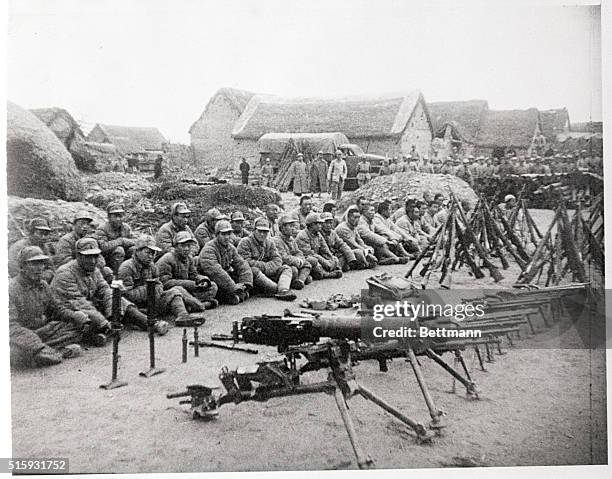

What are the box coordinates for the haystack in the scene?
[337,173,478,211]
[8,196,106,245]
[7,102,84,200]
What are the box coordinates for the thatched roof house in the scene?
[189,87,256,166]
[475,108,541,151]
[87,123,166,156]
[572,121,602,134]
[539,108,570,142]
[428,100,488,143]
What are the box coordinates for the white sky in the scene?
[8,0,603,142]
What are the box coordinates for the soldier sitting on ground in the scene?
[265,204,281,237]
[194,208,229,250]
[95,202,136,272]
[8,217,55,281]
[198,220,253,305]
[155,202,197,256]
[54,210,115,281]
[335,206,378,269]
[118,235,195,330]
[51,238,150,345]
[272,214,312,290]
[373,202,417,258]
[230,211,250,247]
[358,205,408,265]
[237,218,297,301]
[321,212,361,271]
[9,247,84,367]
[396,205,430,251]
[293,195,313,230]
[296,213,343,280]
[156,231,219,312]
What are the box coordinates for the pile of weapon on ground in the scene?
[168,276,594,469]
[406,191,603,289]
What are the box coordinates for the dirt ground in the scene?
[9,208,608,473]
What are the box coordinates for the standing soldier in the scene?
[155,202,197,256]
[51,238,153,344]
[230,211,250,246]
[239,157,250,185]
[9,247,85,367]
[156,231,219,311]
[310,151,328,198]
[418,156,434,174]
[356,157,371,188]
[261,158,275,187]
[296,213,343,280]
[327,150,347,200]
[273,214,312,289]
[8,217,55,280]
[237,218,297,301]
[288,153,309,196]
[95,202,136,271]
[198,220,253,305]
[153,154,164,179]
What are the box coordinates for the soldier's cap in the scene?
[297,153,304,158]
[18,246,49,264]
[323,200,336,207]
[74,210,94,223]
[265,158,271,162]
[215,220,233,234]
[76,237,102,255]
[279,213,298,226]
[406,154,412,159]
[305,212,324,225]
[107,202,125,214]
[467,154,475,159]
[254,218,271,231]
[346,205,360,215]
[207,208,229,221]
[230,211,245,221]
[317,150,324,155]
[320,212,335,222]
[174,231,196,245]
[135,234,162,252]
[463,158,470,163]
[504,194,516,203]
[171,202,191,215]
[405,194,417,202]
[423,155,429,160]
[30,217,51,231]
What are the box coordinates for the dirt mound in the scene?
[337,173,478,210]
[8,196,106,245]
[81,172,153,209]
[124,179,282,233]
[7,102,84,201]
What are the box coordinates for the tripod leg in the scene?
[405,346,445,430]
[425,349,479,399]
[357,384,433,443]
[474,346,487,372]
[454,350,472,381]
[333,387,374,469]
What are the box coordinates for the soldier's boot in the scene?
[33,346,63,367]
[254,271,279,297]
[59,344,82,359]
[366,254,378,268]
[169,296,202,328]
[305,275,313,285]
[323,269,343,279]
[292,266,311,290]
[82,323,109,347]
[275,266,296,301]
[124,305,149,331]
[182,293,206,313]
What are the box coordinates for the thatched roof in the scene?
[188,87,256,134]
[571,121,602,133]
[475,108,540,148]
[30,107,85,148]
[232,91,431,140]
[258,132,350,155]
[88,124,166,152]
[538,108,569,141]
[427,100,488,142]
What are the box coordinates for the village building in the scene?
[190,89,434,167]
[87,123,167,171]
[188,88,256,167]
[428,100,488,159]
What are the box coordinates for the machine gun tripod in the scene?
[168,337,436,470]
